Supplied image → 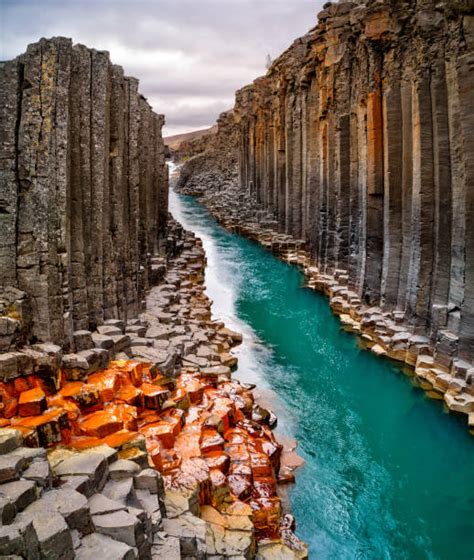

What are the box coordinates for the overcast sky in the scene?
[1,0,323,136]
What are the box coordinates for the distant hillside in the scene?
[165,125,217,150]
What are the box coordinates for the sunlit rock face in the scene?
[0,37,169,349]
[175,0,474,413]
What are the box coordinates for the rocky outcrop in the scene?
[0,37,168,351]
[176,0,474,424]
[0,222,307,559]
[176,111,239,196]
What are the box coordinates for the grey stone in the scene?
[18,510,74,560]
[102,477,134,504]
[54,453,108,491]
[76,533,136,560]
[92,510,144,547]
[109,459,141,480]
[0,453,25,483]
[162,512,206,558]
[24,488,93,534]
[88,493,126,516]
[0,495,16,525]
[0,479,37,512]
[0,428,22,454]
[22,460,52,488]
[0,517,40,559]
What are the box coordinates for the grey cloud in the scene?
[1,0,324,135]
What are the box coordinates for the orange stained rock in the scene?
[87,370,121,403]
[200,428,224,455]
[68,435,103,449]
[59,382,101,411]
[116,385,142,406]
[13,377,30,395]
[227,473,252,500]
[250,497,281,538]
[0,418,10,428]
[173,424,202,458]
[140,383,170,410]
[250,451,273,478]
[167,388,191,411]
[104,403,138,431]
[46,396,81,427]
[111,360,143,386]
[78,409,123,438]
[12,408,71,447]
[224,427,248,444]
[103,429,140,448]
[144,421,176,448]
[148,442,181,473]
[229,461,252,477]
[225,443,250,463]
[177,376,205,404]
[203,450,230,473]
[252,476,277,499]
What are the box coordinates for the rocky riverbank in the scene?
[174,171,474,433]
[0,219,308,559]
[173,0,474,433]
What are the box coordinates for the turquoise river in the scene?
[169,189,474,560]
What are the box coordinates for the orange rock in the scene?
[143,421,176,448]
[13,409,70,446]
[252,476,277,499]
[118,360,143,386]
[102,430,139,448]
[116,385,142,406]
[140,383,170,410]
[173,424,202,459]
[103,429,139,448]
[18,387,47,417]
[87,370,120,403]
[250,451,273,478]
[203,450,229,473]
[225,443,250,464]
[178,375,205,403]
[59,381,100,411]
[0,418,10,428]
[229,462,252,476]
[13,377,30,395]
[200,429,224,455]
[78,409,123,438]
[227,474,252,500]
[104,403,138,431]
[250,497,281,538]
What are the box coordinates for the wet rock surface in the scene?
[0,223,307,558]
[174,0,474,431]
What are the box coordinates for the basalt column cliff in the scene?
[0,37,168,352]
[176,0,474,421]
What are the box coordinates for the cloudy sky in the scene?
[1,0,323,136]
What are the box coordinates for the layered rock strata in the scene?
[0,37,169,352]
[176,0,474,427]
[1,223,307,558]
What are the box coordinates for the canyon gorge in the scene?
[1,0,474,559]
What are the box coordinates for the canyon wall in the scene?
[178,0,474,366]
[0,37,168,350]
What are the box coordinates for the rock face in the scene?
[0,37,168,350]
[176,1,474,372]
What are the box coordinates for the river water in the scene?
[169,189,474,560]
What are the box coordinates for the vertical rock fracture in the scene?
[175,0,474,424]
[0,37,168,350]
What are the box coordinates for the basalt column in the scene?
[0,37,168,349]
[227,1,474,365]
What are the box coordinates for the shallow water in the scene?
[169,189,474,560]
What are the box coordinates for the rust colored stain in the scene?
[0,358,284,541]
